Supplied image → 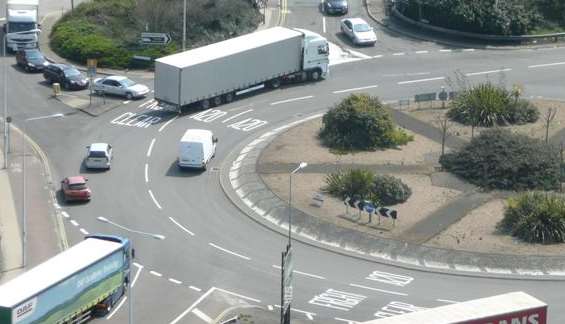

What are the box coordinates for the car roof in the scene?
[66,176,86,184]
[105,75,128,82]
[89,143,109,151]
[345,17,368,25]
[50,63,72,70]
[181,129,213,142]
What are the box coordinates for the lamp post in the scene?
[22,113,64,267]
[182,0,187,51]
[96,216,165,324]
[288,162,307,246]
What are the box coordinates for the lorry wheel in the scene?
[269,78,281,89]
[213,96,222,106]
[224,92,234,103]
[201,99,211,110]
[309,70,321,81]
[300,72,308,82]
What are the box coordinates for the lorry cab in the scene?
[178,129,217,170]
[295,28,330,80]
[4,0,40,52]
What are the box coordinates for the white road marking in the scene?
[146,138,155,157]
[335,318,360,324]
[365,270,414,287]
[0,18,5,22]
[123,100,131,104]
[373,54,383,58]
[346,49,373,59]
[138,99,154,108]
[306,313,314,320]
[132,263,144,287]
[53,203,61,209]
[192,308,213,323]
[436,299,459,304]
[144,163,149,183]
[222,109,253,123]
[236,84,264,95]
[274,304,317,317]
[170,288,215,324]
[272,265,326,279]
[439,49,452,52]
[415,50,428,54]
[168,217,195,236]
[392,52,405,56]
[169,278,183,285]
[106,296,127,319]
[465,68,512,76]
[268,305,274,311]
[322,16,326,33]
[150,270,162,277]
[209,243,251,260]
[70,220,79,227]
[158,115,178,132]
[148,190,163,209]
[270,95,314,106]
[349,283,408,296]
[528,61,565,68]
[80,228,89,235]
[190,286,202,292]
[61,211,70,218]
[397,76,445,85]
[332,84,378,94]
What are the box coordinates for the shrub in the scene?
[372,175,412,205]
[319,94,413,151]
[499,192,565,244]
[439,128,560,191]
[447,83,539,127]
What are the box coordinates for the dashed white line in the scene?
[392,52,405,56]
[270,95,314,106]
[61,211,70,218]
[159,115,178,132]
[168,217,195,236]
[209,243,251,260]
[169,278,182,285]
[465,68,512,76]
[528,61,565,69]
[148,190,163,210]
[268,305,274,311]
[439,49,452,52]
[144,163,149,183]
[150,270,162,277]
[146,138,156,157]
[272,265,326,279]
[70,220,79,227]
[373,54,383,58]
[397,76,445,85]
[463,48,475,52]
[332,84,378,94]
[80,228,89,235]
[437,299,459,304]
[415,50,429,54]
[123,100,131,104]
[349,283,408,296]
[192,308,213,323]
[222,109,253,123]
[322,16,326,33]
[189,286,202,292]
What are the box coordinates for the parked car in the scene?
[43,64,89,90]
[61,176,91,202]
[93,75,150,100]
[15,49,49,72]
[85,143,113,170]
[340,18,377,46]
[323,0,348,15]
[178,129,217,170]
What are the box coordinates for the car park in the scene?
[93,75,150,100]
[15,49,49,72]
[61,176,91,202]
[323,0,348,15]
[43,64,89,90]
[340,17,377,46]
[85,143,113,170]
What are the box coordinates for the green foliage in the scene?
[323,170,411,206]
[447,83,539,127]
[440,129,560,191]
[499,192,565,244]
[372,175,412,205]
[319,94,413,151]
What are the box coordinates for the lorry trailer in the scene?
[154,26,329,110]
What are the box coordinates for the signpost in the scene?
[140,32,171,45]
[280,244,293,324]
[87,59,97,106]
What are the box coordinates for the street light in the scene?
[182,0,187,51]
[288,161,307,246]
[3,28,42,170]
[96,216,165,324]
[22,112,64,267]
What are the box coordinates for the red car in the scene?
[61,176,91,202]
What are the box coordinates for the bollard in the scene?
[53,83,61,97]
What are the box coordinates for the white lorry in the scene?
[154,26,329,110]
[3,0,40,52]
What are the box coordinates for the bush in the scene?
[499,192,565,244]
[319,94,413,151]
[372,175,412,205]
[447,83,539,127]
[439,129,560,191]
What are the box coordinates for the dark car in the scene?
[16,49,49,72]
[323,0,348,15]
[61,176,91,202]
[43,64,89,90]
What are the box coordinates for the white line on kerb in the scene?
[465,68,511,76]
[332,84,378,94]
[222,109,253,123]
[272,265,326,279]
[322,16,326,33]
[349,283,408,296]
[146,138,155,157]
[170,287,215,324]
[398,76,445,85]
[270,95,314,106]
[159,115,177,132]
[144,163,149,183]
[209,243,251,260]
[150,270,162,277]
[528,61,565,68]
[148,190,163,209]
[168,217,195,236]
[80,228,89,235]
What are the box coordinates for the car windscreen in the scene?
[64,68,81,77]
[69,183,86,190]
[119,79,136,87]
[88,150,107,158]
[354,24,371,32]
[26,51,43,59]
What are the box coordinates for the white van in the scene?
[178,129,217,170]
[85,143,113,170]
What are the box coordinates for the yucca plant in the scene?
[323,169,375,200]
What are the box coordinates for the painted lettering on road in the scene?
[374,301,427,318]
[365,270,414,287]
[111,112,161,128]
[309,289,366,311]
[190,109,268,132]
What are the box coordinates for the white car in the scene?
[340,17,377,46]
[93,75,150,100]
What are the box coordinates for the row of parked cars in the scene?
[15,48,150,99]
[322,0,378,46]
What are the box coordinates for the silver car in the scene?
[93,75,150,100]
[340,17,377,46]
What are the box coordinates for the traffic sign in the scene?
[140,32,171,45]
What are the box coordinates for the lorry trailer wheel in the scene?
[224,92,234,103]
[269,78,281,89]
[309,70,321,81]
[201,99,211,110]
[213,96,222,106]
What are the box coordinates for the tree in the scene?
[435,114,452,157]
[543,107,557,143]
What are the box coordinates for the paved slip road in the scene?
[2,0,565,323]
